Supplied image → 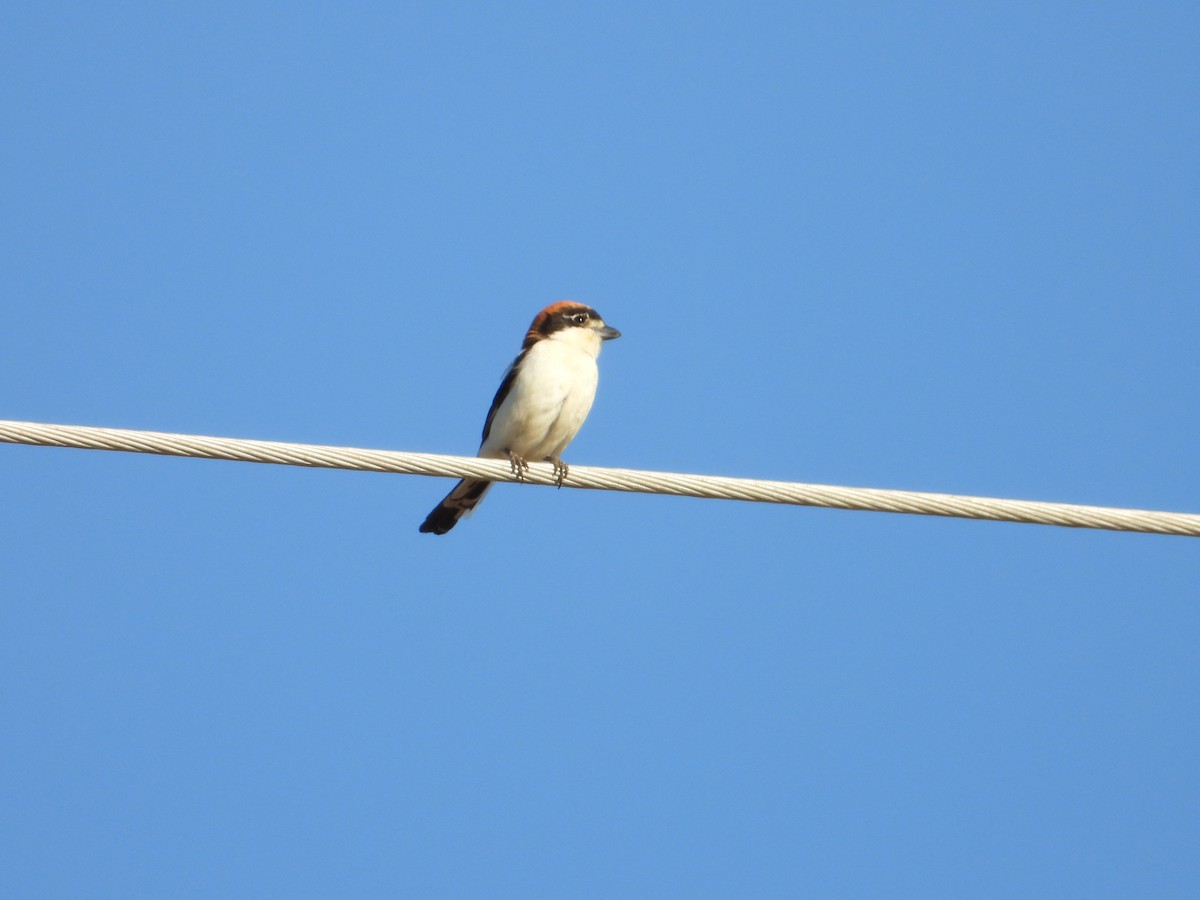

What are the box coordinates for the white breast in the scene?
[480,337,601,461]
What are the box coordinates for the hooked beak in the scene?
[598,324,621,341]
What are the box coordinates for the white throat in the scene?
[546,325,604,359]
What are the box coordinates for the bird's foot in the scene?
[506,450,530,481]
[544,456,569,488]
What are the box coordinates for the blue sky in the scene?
[2,2,1198,896]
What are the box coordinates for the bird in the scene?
[419,301,621,534]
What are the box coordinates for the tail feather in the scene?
[418,479,493,534]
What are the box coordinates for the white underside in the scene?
[479,329,602,462]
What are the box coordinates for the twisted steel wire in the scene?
[2,419,1197,536]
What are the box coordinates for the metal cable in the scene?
[1,419,1196,536]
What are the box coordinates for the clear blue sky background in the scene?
[2,3,1198,897]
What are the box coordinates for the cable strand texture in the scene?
[1,419,1197,536]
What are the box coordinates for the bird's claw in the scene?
[506,450,530,481]
[545,456,569,488]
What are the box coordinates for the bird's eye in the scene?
[572,313,588,324]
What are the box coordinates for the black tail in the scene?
[418,479,493,534]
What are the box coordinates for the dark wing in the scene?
[480,349,527,445]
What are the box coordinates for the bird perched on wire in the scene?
[419,301,621,534]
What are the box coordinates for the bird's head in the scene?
[523,301,621,354]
